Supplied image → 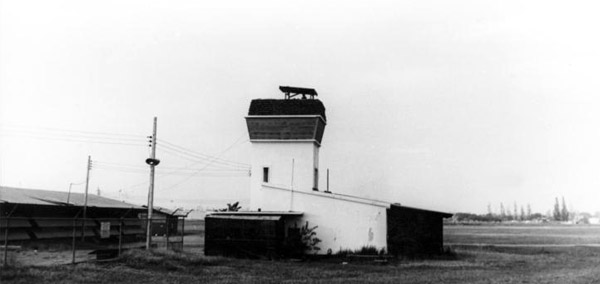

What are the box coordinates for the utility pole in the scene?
[290,159,294,211]
[81,155,91,241]
[145,117,160,249]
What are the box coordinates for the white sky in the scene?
[2,0,600,214]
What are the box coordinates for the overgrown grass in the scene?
[3,246,600,283]
[0,249,19,267]
[335,245,386,257]
[0,250,231,284]
[117,249,226,271]
[5,225,600,283]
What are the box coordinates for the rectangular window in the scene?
[263,167,269,183]
[313,168,319,191]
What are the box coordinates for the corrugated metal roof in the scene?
[0,186,143,209]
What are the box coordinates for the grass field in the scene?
[445,224,600,246]
[2,224,600,283]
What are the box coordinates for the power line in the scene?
[157,147,248,171]
[160,134,251,191]
[0,124,144,138]
[158,139,250,168]
[92,160,248,174]
[48,130,252,194]
[0,133,145,147]
[92,161,147,169]
[157,144,249,169]
[0,129,146,147]
[92,164,248,176]
[1,128,144,142]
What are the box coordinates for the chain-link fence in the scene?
[1,216,188,266]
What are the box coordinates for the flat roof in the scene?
[391,203,453,217]
[206,215,283,221]
[208,211,303,217]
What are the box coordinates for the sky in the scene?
[2,0,600,215]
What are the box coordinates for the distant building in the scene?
[205,86,451,257]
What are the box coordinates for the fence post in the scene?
[71,210,82,264]
[118,218,123,256]
[3,216,10,267]
[181,217,185,249]
[166,218,170,250]
[3,205,17,267]
[72,218,77,264]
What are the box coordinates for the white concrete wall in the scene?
[260,184,389,254]
[249,141,319,211]
[248,141,388,254]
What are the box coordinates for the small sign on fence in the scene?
[100,222,111,239]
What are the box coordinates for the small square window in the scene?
[263,167,269,183]
[313,168,319,191]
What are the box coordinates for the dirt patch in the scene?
[1,233,204,266]
[3,249,94,266]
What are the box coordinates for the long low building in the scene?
[0,186,185,246]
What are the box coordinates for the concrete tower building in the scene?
[243,86,390,252]
[205,86,451,257]
[245,86,326,211]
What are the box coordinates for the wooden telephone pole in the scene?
[145,117,159,249]
[81,155,91,241]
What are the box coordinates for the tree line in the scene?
[453,196,571,223]
[552,197,569,221]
